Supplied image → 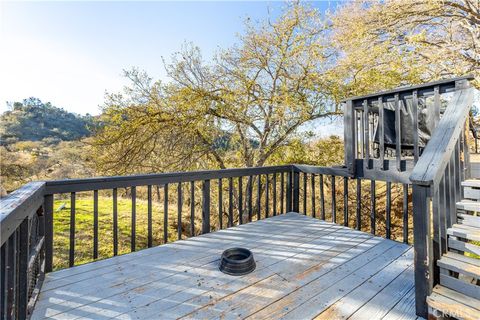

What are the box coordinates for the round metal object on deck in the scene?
[219,247,256,276]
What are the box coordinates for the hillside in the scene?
[0,97,94,145]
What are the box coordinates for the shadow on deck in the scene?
[32,213,420,320]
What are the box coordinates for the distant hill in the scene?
[0,98,94,145]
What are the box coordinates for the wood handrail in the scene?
[409,87,474,187]
[342,75,474,103]
[0,181,45,244]
[44,165,293,194]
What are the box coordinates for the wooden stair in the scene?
[427,179,480,319]
[427,285,480,320]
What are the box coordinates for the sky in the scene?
[0,1,340,118]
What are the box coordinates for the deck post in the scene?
[44,195,54,273]
[344,100,356,175]
[292,171,300,213]
[202,180,211,234]
[412,184,433,318]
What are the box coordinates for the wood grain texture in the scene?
[30,213,416,320]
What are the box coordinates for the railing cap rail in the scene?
[0,181,45,244]
[341,75,474,103]
[44,165,294,194]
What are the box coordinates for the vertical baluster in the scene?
[444,163,452,228]
[280,173,285,214]
[386,182,391,239]
[147,185,153,248]
[113,188,118,256]
[359,110,364,158]
[303,173,307,215]
[147,185,152,247]
[379,97,385,169]
[413,90,419,163]
[439,177,447,253]
[370,180,376,235]
[191,181,195,236]
[44,194,54,272]
[273,174,277,216]
[217,179,221,230]
[286,172,292,212]
[331,175,336,223]
[464,124,472,179]
[344,177,348,227]
[459,132,465,191]
[433,85,440,127]
[177,183,182,240]
[320,174,325,220]
[432,183,442,285]
[1,243,6,319]
[164,184,169,243]
[202,180,211,234]
[356,178,361,230]
[293,172,300,213]
[311,174,316,218]
[238,177,243,224]
[131,186,136,252]
[257,175,261,220]
[454,141,461,201]
[93,190,99,259]
[395,93,401,171]
[265,175,270,218]
[248,176,253,221]
[6,234,16,318]
[448,156,456,224]
[69,192,76,267]
[363,99,370,170]
[17,218,29,319]
[403,184,409,244]
[228,177,234,227]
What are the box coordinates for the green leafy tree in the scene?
[330,0,479,93]
[92,3,344,174]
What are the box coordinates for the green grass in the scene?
[52,193,478,271]
[53,196,189,270]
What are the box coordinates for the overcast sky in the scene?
[1,1,340,116]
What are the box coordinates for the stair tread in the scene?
[445,252,480,267]
[448,224,480,242]
[428,285,480,320]
[456,200,480,211]
[438,255,480,279]
[462,179,480,188]
[458,213,480,228]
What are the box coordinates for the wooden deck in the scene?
[32,213,420,320]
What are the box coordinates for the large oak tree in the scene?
[92,3,343,174]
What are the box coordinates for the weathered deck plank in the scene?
[32,213,417,320]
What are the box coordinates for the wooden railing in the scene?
[2,77,475,319]
[1,163,415,319]
[1,182,47,320]
[409,81,475,317]
[343,76,475,183]
[42,166,293,269]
